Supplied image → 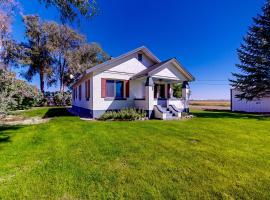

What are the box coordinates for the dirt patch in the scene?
[190,105,230,111]
[190,100,230,107]
[0,116,50,126]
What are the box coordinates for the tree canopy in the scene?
[39,0,98,23]
[19,15,108,93]
[230,0,270,100]
[20,15,55,94]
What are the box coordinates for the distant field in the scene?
[190,100,230,107]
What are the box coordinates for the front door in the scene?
[154,84,165,99]
[154,84,167,107]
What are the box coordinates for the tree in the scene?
[46,23,84,92]
[65,43,109,86]
[20,15,55,94]
[0,0,18,69]
[230,1,270,100]
[1,0,98,25]
[48,24,108,92]
[39,0,98,23]
[0,0,17,41]
[18,15,108,93]
[173,83,182,98]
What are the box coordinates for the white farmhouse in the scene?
[231,89,270,113]
[71,46,195,119]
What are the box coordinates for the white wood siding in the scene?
[231,89,270,113]
[72,74,93,110]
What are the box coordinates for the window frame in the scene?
[105,79,125,99]
[154,83,166,99]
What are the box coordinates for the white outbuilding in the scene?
[231,89,270,113]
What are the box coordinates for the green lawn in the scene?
[0,108,270,199]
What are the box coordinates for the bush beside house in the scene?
[99,108,146,121]
[0,69,72,117]
[0,69,43,116]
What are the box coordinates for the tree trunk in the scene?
[40,67,45,94]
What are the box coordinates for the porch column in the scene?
[182,81,190,112]
[145,76,154,118]
[168,83,173,99]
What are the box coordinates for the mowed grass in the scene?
[0,108,270,199]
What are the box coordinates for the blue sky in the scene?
[13,0,266,99]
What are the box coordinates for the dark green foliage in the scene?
[173,83,182,98]
[99,108,147,121]
[231,1,270,100]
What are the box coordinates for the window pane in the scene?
[138,53,143,61]
[106,80,115,97]
[116,81,124,98]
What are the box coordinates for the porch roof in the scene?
[131,58,195,81]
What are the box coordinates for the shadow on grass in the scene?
[0,125,22,144]
[43,107,72,119]
[192,109,269,120]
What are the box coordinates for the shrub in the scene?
[99,108,146,121]
[0,69,43,116]
[53,91,72,106]
[40,91,71,107]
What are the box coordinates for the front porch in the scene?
[133,77,190,120]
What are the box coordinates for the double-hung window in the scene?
[106,80,124,99]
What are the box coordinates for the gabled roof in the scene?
[85,46,160,74]
[131,58,195,81]
[72,46,195,87]
[130,59,172,79]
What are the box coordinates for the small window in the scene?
[138,53,143,61]
[79,85,82,101]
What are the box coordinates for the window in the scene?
[138,53,143,61]
[85,80,90,100]
[79,85,82,101]
[73,88,75,101]
[105,80,124,98]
